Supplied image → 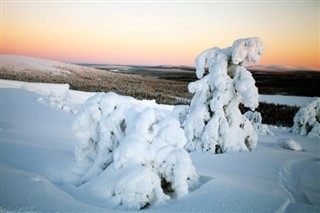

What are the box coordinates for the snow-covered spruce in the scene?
[73,92,198,210]
[184,38,264,153]
[244,111,274,136]
[291,97,320,139]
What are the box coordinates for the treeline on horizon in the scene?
[2,64,318,127]
[93,65,320,97]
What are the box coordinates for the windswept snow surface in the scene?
[1,80,320,212]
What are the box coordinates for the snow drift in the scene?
[184,37,264,153]
[73,92,198,210]
[291,97,320,139]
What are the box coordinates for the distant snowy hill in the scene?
[1,55,96,76]
[247,64,320,72]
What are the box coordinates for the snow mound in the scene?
[73,92,198,210]
[245,111,274,136]
[0,79,96,113]
[291,97,320,139]
[277,138,302,151]
[185,37,264,153]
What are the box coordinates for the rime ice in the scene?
[185,37,264,153]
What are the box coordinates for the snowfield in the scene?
[1,79,319,212]
[259,95,313,107]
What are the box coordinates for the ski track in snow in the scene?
[278,157,320,211]
[278,159,308,210]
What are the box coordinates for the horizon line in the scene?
[2,54,320,72]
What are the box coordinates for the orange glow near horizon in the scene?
[2,2,319,68]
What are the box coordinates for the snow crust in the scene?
[1,80,320,212]
[291,97,320,139]
[185,38,264,153]
[73,93,198,209]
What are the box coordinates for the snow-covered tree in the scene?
[291,97,320,139]
[184,37,264,153]
[73,92,198,210]
[244,111,274,136]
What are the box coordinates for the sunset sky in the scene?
[2,1,319,68]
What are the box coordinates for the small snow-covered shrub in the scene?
[184,38,264,153]
[291,97,320,139]
[37,91,75,113]
[73,92,198,210]
[244,111,274,136]
[277,138,302,151]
